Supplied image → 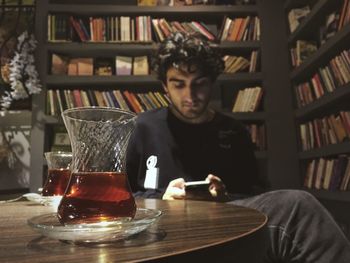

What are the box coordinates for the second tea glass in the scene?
[42,152,72,197]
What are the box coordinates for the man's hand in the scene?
[206,174,229,202]
[162,178,186,200]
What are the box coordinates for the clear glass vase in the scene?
[58,107,137,225]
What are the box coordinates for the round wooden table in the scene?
[0,198,267,262]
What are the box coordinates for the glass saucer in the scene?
[23,193,62,207]
[27,208,162,243]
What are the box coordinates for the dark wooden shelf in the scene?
[290,24,350,81]
[218,72,263,82]
[48,5,258,16]
[221,111,266,121]
[295,83,350,120]
[45,73,262,87]
[46,41,260,55]
[46,75,161,87]
[219,41,260,50]
[299,142,350,159]
[304,188,350,202]
[288,0,334,44]
[47,42,158,54]
[0,110,32,126]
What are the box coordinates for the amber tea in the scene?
[42,168,71,196]
[57,172,136,225]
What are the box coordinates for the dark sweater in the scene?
[126,108,262,199]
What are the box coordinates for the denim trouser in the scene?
[230,190,350,263]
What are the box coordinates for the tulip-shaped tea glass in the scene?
[58,107,137,225]
[42,152,72,196]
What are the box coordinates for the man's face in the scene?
[164,65,213,123]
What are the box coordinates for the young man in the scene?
[126,32,350,262]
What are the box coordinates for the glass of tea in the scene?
[42,152,72,196]
[58,107,137,225]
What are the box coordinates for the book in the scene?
[329,155,348,191]
[304,159,316,189]
[139,0,175,5]
[94,90,107,107]
[115,56,132,75]
[51,54,69,75]
[94,58,114,76]
[72,89,83,107]
[67,58,93,76]
[133,56,149,75]
[314,158,326,189]
[80,90,91,107]
[123,90,141,113]
[296,40,317,66]
[113,90,131,111]
[288,6,310,33]
[77,58,94,75]
[322,159,335,190]
[323,12,340,43]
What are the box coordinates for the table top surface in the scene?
[0,198,267,262]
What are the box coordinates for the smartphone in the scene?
[184,181,212,201]
[184,180,210,192]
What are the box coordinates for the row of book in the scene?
[52,54,149,76]
[48,14,260,43]
[232,86,263,112]
[288,1,350,44]
[304,155,350,191]
[294,48,350,108]
[299,111,350,151]
[48,15,152,43]
[218,16,260,42]
[46,89,170,116]
[52,52,260,76]
[223,51,259,73]
[320,0,350,44]
[245,123,266,151]
[290,40,317,68]
[151,18,215,42]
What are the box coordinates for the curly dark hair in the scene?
[151,32,224,84]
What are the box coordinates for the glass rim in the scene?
[44,151,72,157]
[61,107,137,122]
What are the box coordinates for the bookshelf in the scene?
[29,0,301,206]
[286,0,350,234]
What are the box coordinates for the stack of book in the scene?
[294,48,350,108]
[115,56,149,75]
[299,111,350,151]
[290,40,317,68]
[219,16,260,42]
[151,18,216,42]
[231,86,263,112]
[287,6,310,33]
[304,155,350,191]
[223,55,250,73]
[51,54,150,76]
[46,89,170,116]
